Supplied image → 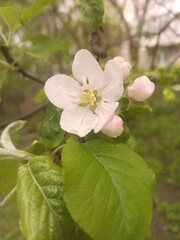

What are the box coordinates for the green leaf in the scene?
[26,35,67,58]
[0,120,26,149]
[16,157,90,240]
[62,139,155,240]
[0,6,21,32]
[0,121,32,162]
[17,157,64,239]
[24,140,45,155]
[40,106,64,149]
[0,160,19,195]
[21,0,56,24]
[77,0,104,28]
[34,88,47,103]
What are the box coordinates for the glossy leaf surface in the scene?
[63,139,155,240]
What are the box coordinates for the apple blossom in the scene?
[44,49,124,137]
[101,115,123,138]
[113,56,132,78]
[128,76,155,101]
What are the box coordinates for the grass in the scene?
[154,196,180,239]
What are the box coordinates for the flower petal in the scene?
[60,105,98,137]
[100,60,124,102]
[94,101,119,133]
[128,76,155,101]
[101,115,124,138]
[72,49,104,89]
[44,74,81,109]
[113,56,132,78]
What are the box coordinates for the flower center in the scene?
[80,89,97,106]
[80,89,102,111]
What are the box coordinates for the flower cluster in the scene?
[44,49,155,138]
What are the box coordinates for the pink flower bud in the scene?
[101,115,123,138]
[113,56,132,78]
[128,76,155,101]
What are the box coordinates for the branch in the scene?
[0,187,17,210]
[0,46,44,85]
[90,29,107,60]
[150,12,180,69]
[139,0,150,37]
[158,12,180,35]
[0,103,48,129]
[168,54,180,67]
[109,0,131,36]
[150,34,161,69]
[154,0,179,19]
[109,0,136,60]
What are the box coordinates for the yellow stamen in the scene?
[80,89,97,106]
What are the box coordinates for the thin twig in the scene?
[0,186,17,210]
[150,12,180,68]
[168,54,180,67]
[0,46,44,85]
[0,103,48,129]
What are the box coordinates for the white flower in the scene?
[128,76,155,101]
[113,56,132,78]
[44,49,124,137]
[101,115,123,138]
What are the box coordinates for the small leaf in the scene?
[0,6,21,32]
[62,139,155,240]
[40,106,64,149]
[21,0,56,24]
[0,121,33,162]
[24,140,45,155]
[16,157,90,240]
[0,120,26,150]
[0,148,33,161]
[26,35,67,58]
[34,88,47,103]
[77,0,104,28]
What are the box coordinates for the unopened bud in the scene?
[128,76,155,101]
[101,115,123,138]
[113,56,132,78]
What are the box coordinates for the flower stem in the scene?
[53,144,65,155]
[78,137,85,143]
[0,186,17,210]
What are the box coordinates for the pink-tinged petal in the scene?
[60,105,98,137]
[101,115,123,138]
[72,49,104,89]
[94,102,119,133]
[128,76,155,101]
[44,74,81,109]
[100,60,124,102]
[113,56,132,78]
